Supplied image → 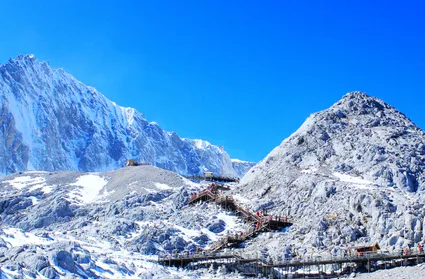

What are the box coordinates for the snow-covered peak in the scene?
[231,158,249,163]
[10,53,37,62]
[192,139,213,150]
[0,54,249,177]
[231,159,256,178]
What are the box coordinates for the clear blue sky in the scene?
[0,1,424,162]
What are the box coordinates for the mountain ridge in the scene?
[0,54,254,177]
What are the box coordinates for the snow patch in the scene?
[68,174,108,204]
[4,176,31,190]
[193,139,212,150]
[29,196,39,205]
[154,182,172,190]
[333,172,375,190]
[1,228,51,247]
[301,168,318,174]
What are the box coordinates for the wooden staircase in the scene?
[188,183,292,252]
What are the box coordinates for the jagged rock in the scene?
[51,250,76,273]
[22,255,50,271]
[40,266,57,279]
[234,92,425,256]
[0,54,254,177]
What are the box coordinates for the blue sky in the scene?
[0,1,424,162]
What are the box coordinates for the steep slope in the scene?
[0,54,251,177]
[233,92,425,256]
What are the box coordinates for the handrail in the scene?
[159,249,425,266]
[188,184,293,253]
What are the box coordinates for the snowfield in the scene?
[68,174,108,204]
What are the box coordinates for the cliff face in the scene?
[231,159,256,178]
[0,54,251,177]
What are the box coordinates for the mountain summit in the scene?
[0,54,252,176]
[233,92,425,255]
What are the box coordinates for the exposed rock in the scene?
[234,92,425,257]
[0,54,253,177]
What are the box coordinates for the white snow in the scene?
[29,196,39,205]
[124,107,135,126]
[68,174,108,204]
[4,176,46,190]
[192,139,212,150]
[155,182,172,190]
[4,176,32,190]
[216,212,240,233]
[301,168,318,174]
[333,172,374,189]
[0,228,51,247]
[231,158,249,163]
[40,185,54,194]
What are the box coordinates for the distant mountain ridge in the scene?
[0,54,254,176]
[231,159,256,178]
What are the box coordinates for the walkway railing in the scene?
[187,184,293,253]
[159,248,425,269]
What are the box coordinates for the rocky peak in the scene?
[303,91,422,135]
[337,91,388,113]
[235,92,425,255]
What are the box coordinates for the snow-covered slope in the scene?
[0,166,246,278]
[234,92,425,257]
[0,54,252,177]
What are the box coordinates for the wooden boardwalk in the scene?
[159,184,425,277]
[183,175,240,183]
[158,250,425,278]
[188,184,292,252]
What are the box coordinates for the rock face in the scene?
[234,92,425,254]
[231,159,256,178]
[0,54,252,177]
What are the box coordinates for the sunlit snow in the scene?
[68,174,108,204]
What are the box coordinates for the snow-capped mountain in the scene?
[233,92,425,257]
[0,54,252,177]
[231,159,256,178]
